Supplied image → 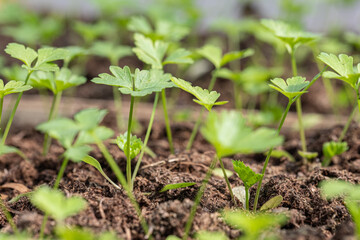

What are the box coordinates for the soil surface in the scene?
[0,110,359,240]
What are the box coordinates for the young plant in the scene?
[3,43,67,144]
[170,77,227,149]
[31,186,87,226]
[322,141,348,167]
[73,20,117,47]
[127,16,190,42]
[223,209,288,240]
[92,66,173,190]
[232,161,262,210]
[261,19,318,157]
[90,41,133,131]
[132,33,193,153]
[320,180,360,238]
[253,71,324,211]
[37,108,151,238]
[183,110,284,239]
[318,53,360,134]
[30,68,86,155]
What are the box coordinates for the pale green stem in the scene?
[113,86,124,131]
[234,83,242,109]
[0,97,3,126]
[183,156,218,240]
[2,71,32,144]
[339,103,357,142]
[291,49,307,153]
[208,69,218,91]
[253,101,292,211]
[126,96,135,190]
[43,91,63,156]
[92,135,151,239]
[161,89,174,154]
[186,108,204,151]
[131,92,159,186]
[245,186,250,211]
[218,156,234,203]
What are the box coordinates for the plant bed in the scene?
[0,119,359,239]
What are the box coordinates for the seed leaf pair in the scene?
[0,79,32,98]
[37,108,113,162]
[201,111,284,158]
[232,161,262,189]
[92,66,173,97]
[5,43,68,72]
[132,33,193,69]
[318,53,360,89]
[31,186,87,222]
[171,77,227,111]
[30,68,86,94]
[261,19,318,53]
[197,44,254,69]
[116,132,143,160]
[322,141,348,167]
[269,76,309,99]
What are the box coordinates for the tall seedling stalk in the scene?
[253,70,325,210]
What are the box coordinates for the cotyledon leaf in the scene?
[159,182,196,193]
[82,155,121,190]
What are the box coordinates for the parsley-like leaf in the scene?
[232,160,263,189]
[269,76,309,99]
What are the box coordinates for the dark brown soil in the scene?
[0,114,359,239]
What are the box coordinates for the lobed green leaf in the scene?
[232,160,263,189]
[269,76,309,99]
[0,79,32,98]
[116,132,143,160]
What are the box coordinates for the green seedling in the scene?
[171,77,228,150]
[73,20,117,46]
[232,161,263,210]
[266,149,295,162]
[30,68,86,155]
[216,66,281,109]
[318,53,360,140]
[2,16,64,47]
[91,41,133,130]
[254,71,324,211]
[92,66,173,191]
[261,19,318,156]
[322,141,348,167]
[183,110,283,239]
[159,182,196,193]
[37,108,151,238]
[260,195,284,212]
[0,79,32,161]
[132,33,193,154]
[320,180,360,238]
[197,44,254,91]
[31,186,87,225]
[128,16,190,42]
[3,43,67,145]
[223,209,288,240]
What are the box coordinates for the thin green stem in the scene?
[183,156,218,240]
[126,96,135,190]
[2,71,32,144]
[253,101,292,211]
[208,69,218,91]
[339,103,357,142]
[131,93,159,186]
[291,49,307,153]
[0,97,3,126]
[245,187,249,211]
[43,91,62,156]
[218,156,234,203]
[92,135,151,239]
[186,108,204,150]
[161,89,174,154]
[0,198,18,234]
[357,87,360,116]
[113,86,124,131]
[39,156,70,239]
[234,83,242,109]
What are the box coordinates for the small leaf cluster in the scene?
[201,111,284,158]
[0,79,32,98]
[37,108,113,162]
[322,141,348,167]
[116,132,143,160]
[269,76,309,99]
[5,43,67,73]
[92,66,173,97]
[171,77,228,111]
